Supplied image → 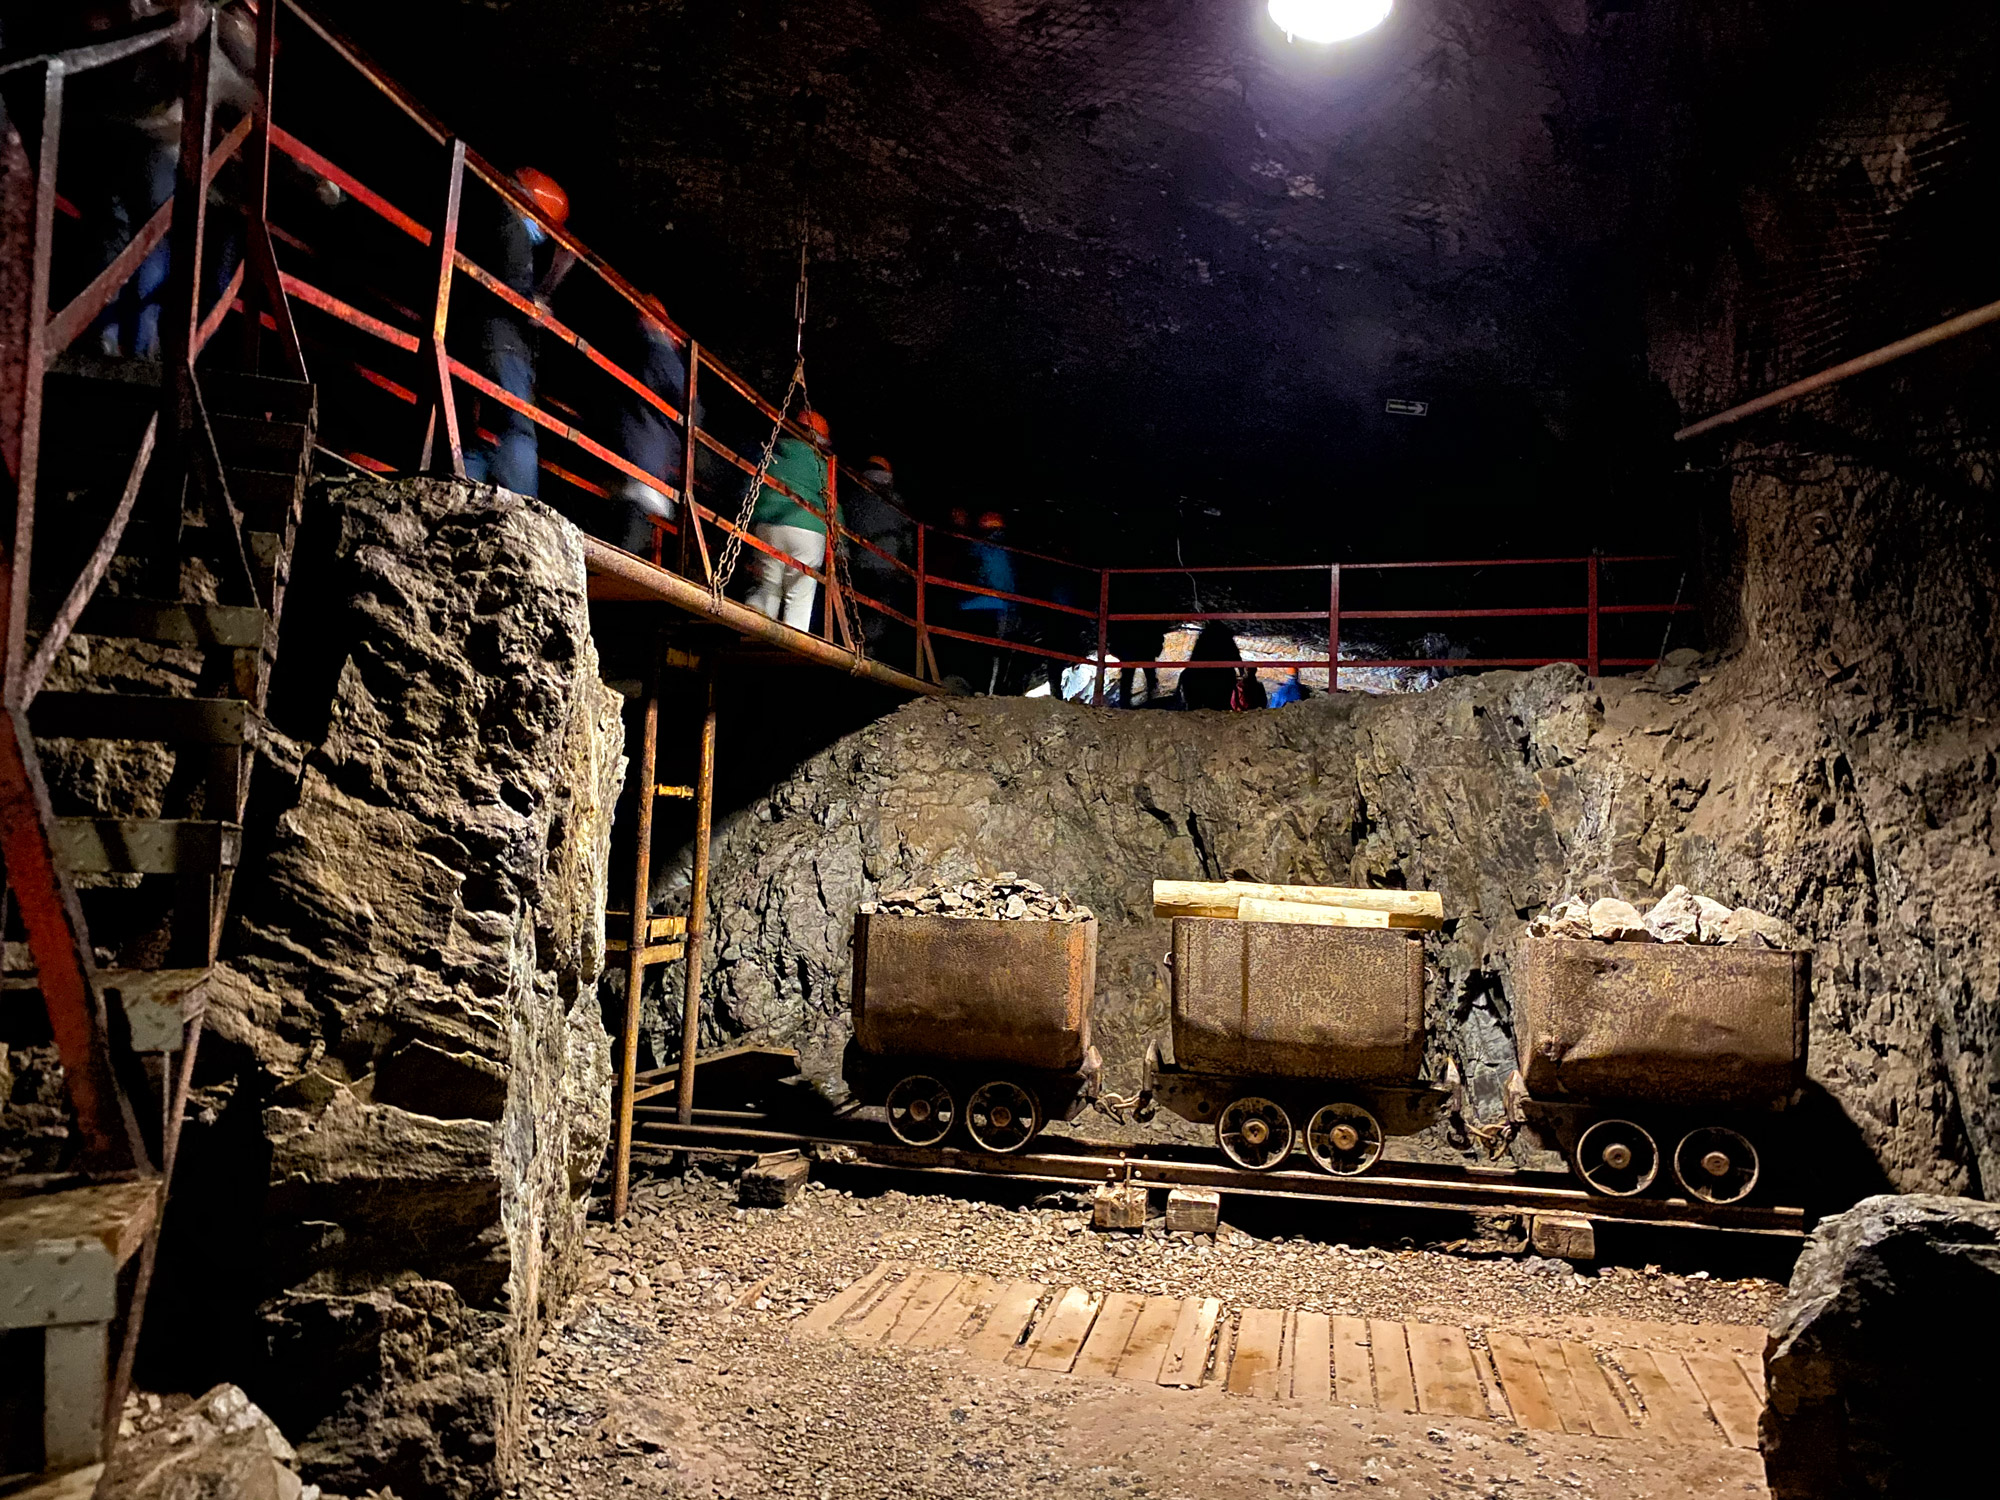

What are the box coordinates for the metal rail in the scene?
[632,1113,1810,1240]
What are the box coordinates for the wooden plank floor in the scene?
[798,1264,1766,1449]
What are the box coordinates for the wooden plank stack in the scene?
[1152,879,1444,931]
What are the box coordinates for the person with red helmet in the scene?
[744,408,840,631]
[454,165,576,496]
[956,508,1019,694]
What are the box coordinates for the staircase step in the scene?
[99,969,209,1052]
[75,599,267,649]
[28,693,251,744]
[53,819,241,874]
[211,414,311,475]
[227,467,302,531]
[201,369,316,424]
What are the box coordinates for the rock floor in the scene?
[517,1166,1786,1500]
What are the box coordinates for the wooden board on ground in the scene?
[1407,1324,1488,1420]
[1226,1308,1289,1398]
[1684,1351,1764,1449]
[1468,1339,1514,1424]
[1236,897,1390,929]
[1332,1316,1372,1406]
[1115,1297,1183,1384]
[885,1270,964,1344]
[908,1274,1001,1350]
[1734,1353,1767,1402]
[794,1261,897,1339]
[1562,1342,1633,1437]
[1369,1320,1418,1413]
[846,1270,926,1346]
[1025,1287,1102,1372]
[965,1280,1046,1362]
[1293,1311,1332,1405]
[1616,1349,1718,1446]
[1159,1297,1221,1387]
[1527,1337,1592,1435]
[1486,1334,1561,1432]
[1074,1293,1146,1379]
[1152,880,1444,927]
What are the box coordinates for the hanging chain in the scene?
[710,225,812,601]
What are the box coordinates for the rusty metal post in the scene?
[1328,563,1341,693]
[611,648,661,1219]
[3,63,64,702]
[419,139,466,476]
[676,341,701,577]
[676,666,718,1126]
[913,524,929,679]
[820,453,839,641]
[1586,554,1600,677]
[239,0,303,379]
[1092,569,1110,705]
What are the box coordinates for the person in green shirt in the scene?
[746,408,837,629]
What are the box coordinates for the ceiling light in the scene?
[1267,0,1393,45]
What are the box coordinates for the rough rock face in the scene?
[99,1384,304,1500]
[1762,1194,2000,1498]
[183,475,624,1499]
[664,635,1995,1195]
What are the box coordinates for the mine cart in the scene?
[1508,937,1810,1203]
[1140,918,1453,1173]
[844,913,1101,1153]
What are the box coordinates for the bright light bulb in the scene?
[1268,0,1393,45]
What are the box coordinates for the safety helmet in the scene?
[514,168,570,226]
[949,507,970,528]
[864,455,893,477]
[976,510,1005,531]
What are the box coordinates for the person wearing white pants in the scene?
[744,408,837,632]
[745,522,827,630]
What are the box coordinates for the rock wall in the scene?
[662,633,1993,1196]
[163,475,624,1499]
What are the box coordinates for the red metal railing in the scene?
[8,1,1694,716]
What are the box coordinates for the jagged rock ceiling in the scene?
[310,0,1924,560]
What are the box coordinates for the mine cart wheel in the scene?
[1672,1126,1761,1205]
[1305,1102,1385,1176]
[885,1074,957,1147]
[964,1080,1042,1154]
[1573,1118,1662,1197]
[1216,1096,1295,1171]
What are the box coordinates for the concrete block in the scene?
[1092,1182,1147,1231]
[1529,1212,1596,1262]
[739,1153,810,1207]
[1165,1187,1220,1236]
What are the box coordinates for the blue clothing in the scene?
[1268,675,1304,707]
[960,538,1016,614]
[462,322,539,496]
[616,320,690,500]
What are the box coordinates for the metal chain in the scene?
[711,227,811,602]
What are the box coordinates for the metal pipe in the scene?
[1674,295,2000,441]
[676,667,718,1127]
[1093,571,1110,705]
[582,537,942,696]
[1327,564,1341,693]
[611,652,660,1220]
[1586,555,1600,677]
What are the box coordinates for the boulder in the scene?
[1587,897,1650,941]
[1692,894,1736,942]
[1718,906,1795,948]
[1763,1194,2000,1498]
[1642,884,1702,943]
[99,1385,302,1500]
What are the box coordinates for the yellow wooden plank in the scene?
[1527,1337,1591,1435]
[1562,1342,1634,1438]
[907,1274,1002,1350]
[884,1270,964,1345]
[1153,879,1443,925]
[1074,1293,1146,1380]
[1332,1315,1373,1406]
[1159,1297,1222,1387]
[964,1280,1046,1362]
[1293,1311,1332,1405]
[1487,1333,1562,1432]
[794,1261,898,1339]
[1237,897,1392,928]
[845,1269,926,1346]
[1025,1287,1102,1373]
[1408,1324,1488,1420]
[1226,1308,1289,1398]
[1115,1296,1184,1384]
[1467,1339,1513,1424]
[1370,1321,1418,1414]
[1684,1351,1764,1450]
[1734,1352,1768,1403]
[1616,1348,1720,1446]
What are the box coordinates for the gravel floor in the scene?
[514,1162,1786,1500]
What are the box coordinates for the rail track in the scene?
[631,1105,1811,1243]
